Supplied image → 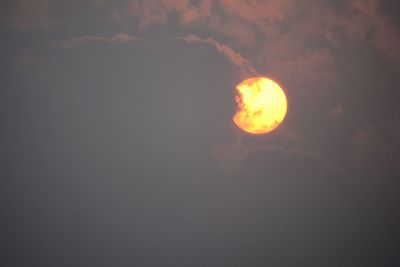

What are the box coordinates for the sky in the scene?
[1,0,400,266]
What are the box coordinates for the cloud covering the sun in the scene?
[92,0,400,93]
[5,0,400,77]
[4,0,400,176]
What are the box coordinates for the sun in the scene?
[233,77,287,135]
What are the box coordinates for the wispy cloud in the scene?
[179,34,257,77]
[54,33,140,48]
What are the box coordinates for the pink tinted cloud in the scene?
[129,0,169,29]
[218,0,289,23]
[120,0,400,90]
[179,34,258,77]
[208,16,256,45]
[127,0,211,28]
[143,0,400,81]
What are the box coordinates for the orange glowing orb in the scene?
[233,77,287,134]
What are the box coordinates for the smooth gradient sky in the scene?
[1,0,400,266]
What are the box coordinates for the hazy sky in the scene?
[1,0,400,266]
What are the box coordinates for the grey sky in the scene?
[1,0,400,266]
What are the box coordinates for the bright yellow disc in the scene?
[233,77,287,134]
